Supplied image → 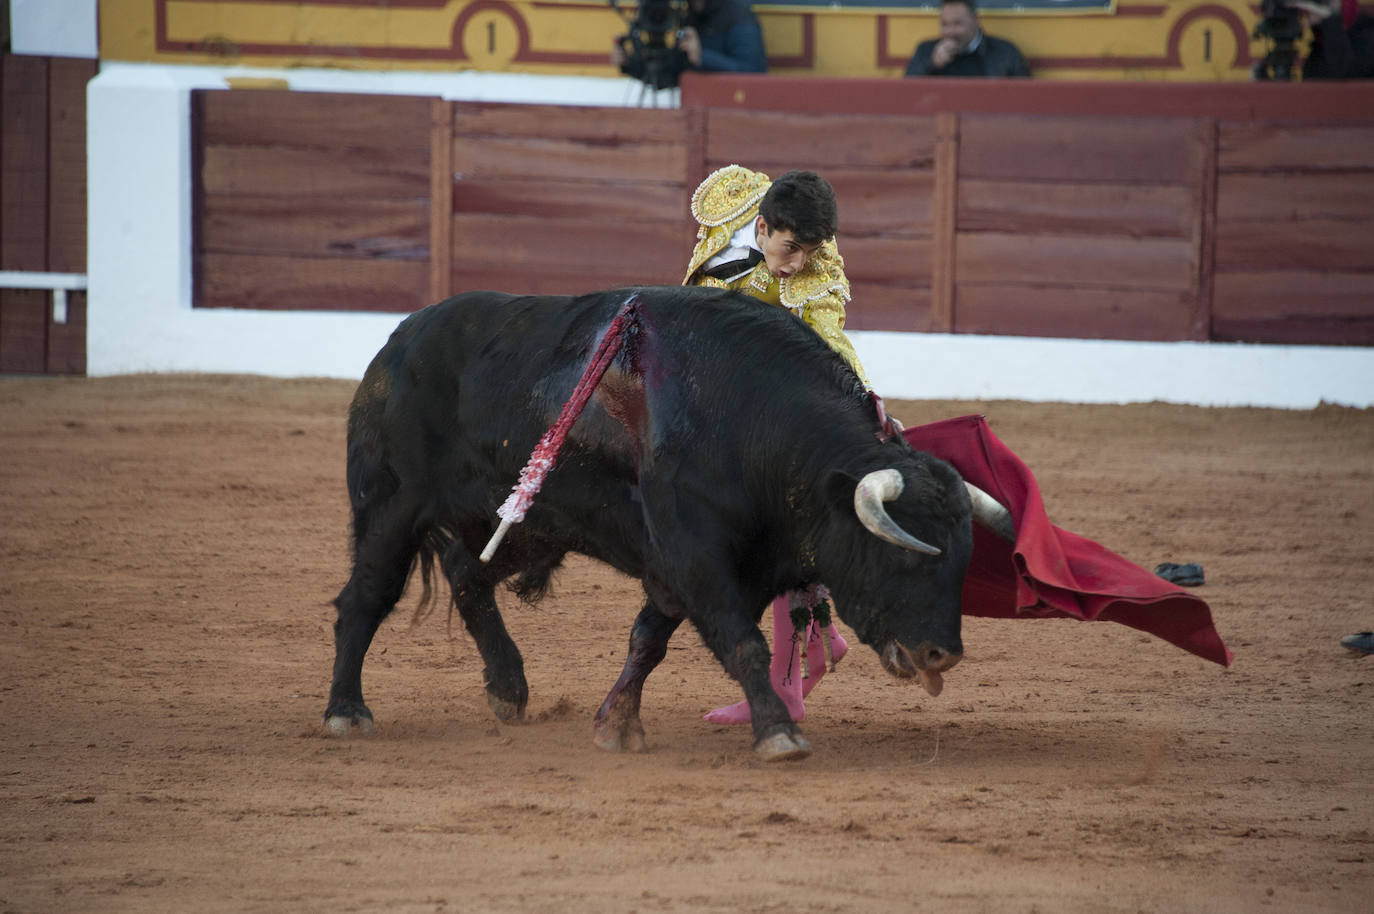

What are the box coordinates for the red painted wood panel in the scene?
[824,169,933,237]
[182,87,1374,349]
[959,179,1195,239]
[198,89,431,153]
[429,98,452,304]
[453,102,687,145]
[1214,218,1374,273]
[46,58,95,274]
[958,115,1208,186]
[1217,173,1374,222]
[201,194,429,259]
[447,270,674,298]
[451,133,687,184]
[198,252,428,311]
[1218,125,1374,173]
[201,145,429,199]
[1,55,48,272]
[0,290,48,372]
[1213,271,1374,321]
[954,284,1198,341]
[1211,313,1374,345]
[682,73,1374,123]
[194,89,434,312]
[46,291,85,374]
[450,213,684,282]
[846,282,934,333]
[839,235,933,284]
[956,232,1196,291]
[452,176,686,224]
[705,109,936,170]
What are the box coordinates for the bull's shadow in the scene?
[324,286,1007,761]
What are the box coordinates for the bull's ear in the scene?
[822,469,859,515]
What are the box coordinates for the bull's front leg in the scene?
[593,602,681,753]
[696,610,812,762]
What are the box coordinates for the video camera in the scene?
[1252,0,1307,80]
[612,0,690,90]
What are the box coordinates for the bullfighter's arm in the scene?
[803,291,872,391]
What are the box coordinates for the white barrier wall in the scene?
[86,64,1374,408]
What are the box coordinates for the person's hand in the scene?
[1288,0,1337,24]
[869,391,902,441]
[677,27,702,67]
[930,37,961,70]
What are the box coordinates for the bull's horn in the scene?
[854,469,941,555]
[964,482,1015,542]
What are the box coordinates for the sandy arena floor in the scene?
[1,373,1371,913]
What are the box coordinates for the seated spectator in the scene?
[904,0,1030,78]
[1293,0,1374,78]
[612,0,766,89]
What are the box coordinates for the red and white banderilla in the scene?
[479,294,640,563]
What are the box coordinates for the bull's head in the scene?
[819,456,1014,699]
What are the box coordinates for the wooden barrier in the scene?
[0,54,94,374]
[681,75,1374,346]
[445,102,695,297]
[190,78,1374,347]
[192,89,432,312]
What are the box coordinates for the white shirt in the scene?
[703,221,763,283]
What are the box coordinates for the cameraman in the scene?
[1293,0,1374,78]
[612,0,767,86]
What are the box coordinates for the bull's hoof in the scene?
[324,714,376,737]
[755,731,811,762]
[592,721,648,753]
[486,692,527,723]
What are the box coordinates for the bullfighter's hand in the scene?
[870,392,902,442]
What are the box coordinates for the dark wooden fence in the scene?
[0,54,94,374]
[192,89,434,311]
[193,78,1374,346]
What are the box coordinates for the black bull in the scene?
[325,286,974,760]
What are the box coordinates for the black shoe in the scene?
[1154,562,1205,587]
[1340,631,1374,654]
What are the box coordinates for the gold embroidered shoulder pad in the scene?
[690,165,772,228]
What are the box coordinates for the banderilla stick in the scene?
[480,294,640,563]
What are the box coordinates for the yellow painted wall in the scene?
[98,0,1310,82]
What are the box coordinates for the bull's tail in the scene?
[408,532,442,626]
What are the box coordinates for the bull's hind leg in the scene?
[457,587,529,721]
[443,545,528,722]
[325,527,416,736]
[593,602,682,753]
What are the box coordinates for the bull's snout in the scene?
[880,640,963,697]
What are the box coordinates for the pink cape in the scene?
[905,415,1234,667]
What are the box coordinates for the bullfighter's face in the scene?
[754,217,818,280]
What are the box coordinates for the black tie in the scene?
[701,248,764,281]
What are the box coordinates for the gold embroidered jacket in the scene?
[682,164,870,388]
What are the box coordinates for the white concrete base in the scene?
[856,331,1372,409]
[85,64,1374,408]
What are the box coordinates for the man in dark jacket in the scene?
[904,0,1030,78]
[613,0,766,89]
[1293,0,1374,78]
